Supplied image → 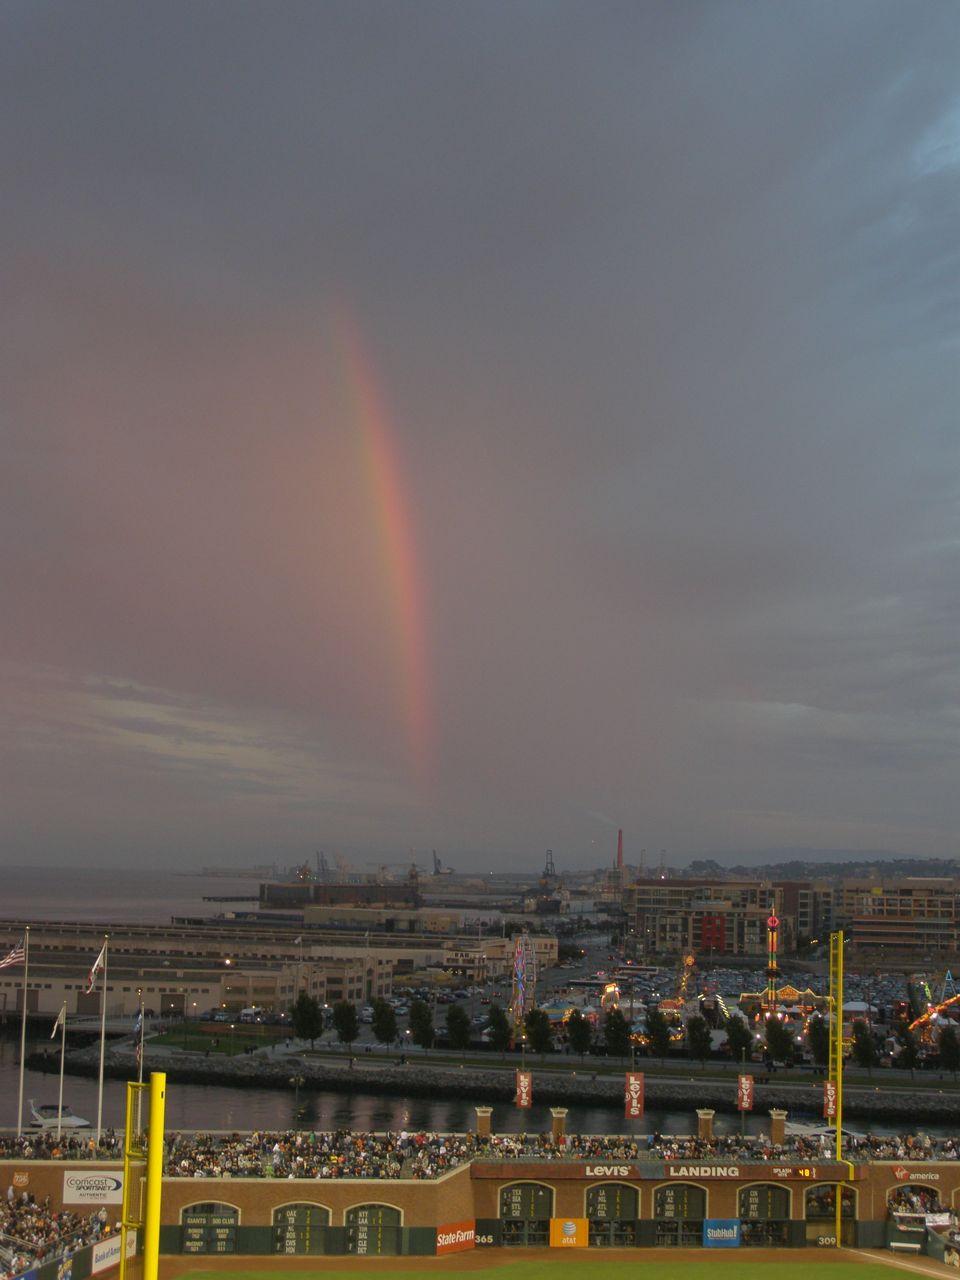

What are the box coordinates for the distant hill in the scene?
[679,853,960,881]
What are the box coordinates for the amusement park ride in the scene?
[510,933,538,1043]
[908,969,960,1045]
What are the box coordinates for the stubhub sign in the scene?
[703,1219,741,1248]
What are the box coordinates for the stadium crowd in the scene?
[3,1128,960,1183]
[0,1194,118,1280]
[157,1128,960,1176]
[164,1129,471,1180]
[0,1132,123,1161]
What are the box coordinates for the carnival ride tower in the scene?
[510,933,538,1043]
[765,911,780,1015]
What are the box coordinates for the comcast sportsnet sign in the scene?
[63,1172,123,1205]
[436,1221,475,1254]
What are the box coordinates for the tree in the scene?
[290,992,323,1048]
[939,1025,960,1079]
[525,1008,553,1055]
[332,1000,359,1048]
[446,1003,472,1052]
[604,1008,631,1059]
[371,999,397,1049]
[807,1014,830,1069]
[645,1008,673,1062]
[763,1015,794,1065]
[409,999,435,1050]
[685,1014,712,1066]
[896,1023,920,1077]
[850,1019,878,1074]
[487,1003,512,1056]
[725,1014,754,1064]
[566,1008,593,1059]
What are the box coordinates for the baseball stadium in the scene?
[3,1065,960,1280]
[3,934,959,1280]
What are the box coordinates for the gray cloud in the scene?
[1,2,959,867]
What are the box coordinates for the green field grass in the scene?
[171,1259,903,1280]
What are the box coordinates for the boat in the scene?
[28,1100,90,1130]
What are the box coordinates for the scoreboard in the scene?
[182,1205,238,1254]
[739,1185,790,1221]
[654,1184,706,1220]
[345,1204,401,1255]
[272,1204,330,1255]
[499,1184,553,1220]
[586,1184,639,1222]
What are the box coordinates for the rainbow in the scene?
[337,312,436,791]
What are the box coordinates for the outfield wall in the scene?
[2,1158,954,1255]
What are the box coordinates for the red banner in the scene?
[737,1073,754,1111]
[823,1079,838,1119]
[624,1071,644,1118]
[515,1069,532,1109]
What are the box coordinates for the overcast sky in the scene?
[2,2,959,872]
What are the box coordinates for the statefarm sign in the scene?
[436,1222,475,1254]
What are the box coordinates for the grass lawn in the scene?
[149,1029,281,1056]
[167,1256,910,1280]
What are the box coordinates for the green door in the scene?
[805,1184,856,1247]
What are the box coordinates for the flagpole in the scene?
[96,934,109,1144]
[57,1003,67,1141]
[17,928,30,1138]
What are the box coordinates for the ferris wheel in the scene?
[510,933,538,1034]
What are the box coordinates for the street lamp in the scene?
[289,1073,305,1113]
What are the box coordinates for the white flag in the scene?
[294,936,302,944]
[85,943,106,994]
[50,1005,65,1039]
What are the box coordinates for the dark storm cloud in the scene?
[1,2,958,867]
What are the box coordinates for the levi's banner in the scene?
[625,1071,644,1119]
[737,1074,754,1111]
[515,1070,532,1109]
[549,1218,588,1248]
[823,1080,838,1119]
[436,1222,475,1255]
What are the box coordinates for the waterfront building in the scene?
[837,877,960,953]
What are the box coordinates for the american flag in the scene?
[0,938,25,970]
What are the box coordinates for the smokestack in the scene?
[617,829,623,869]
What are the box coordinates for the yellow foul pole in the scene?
[119,1080,146,1280]
[143,1072,166,1280]
[829,931,845,1246]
